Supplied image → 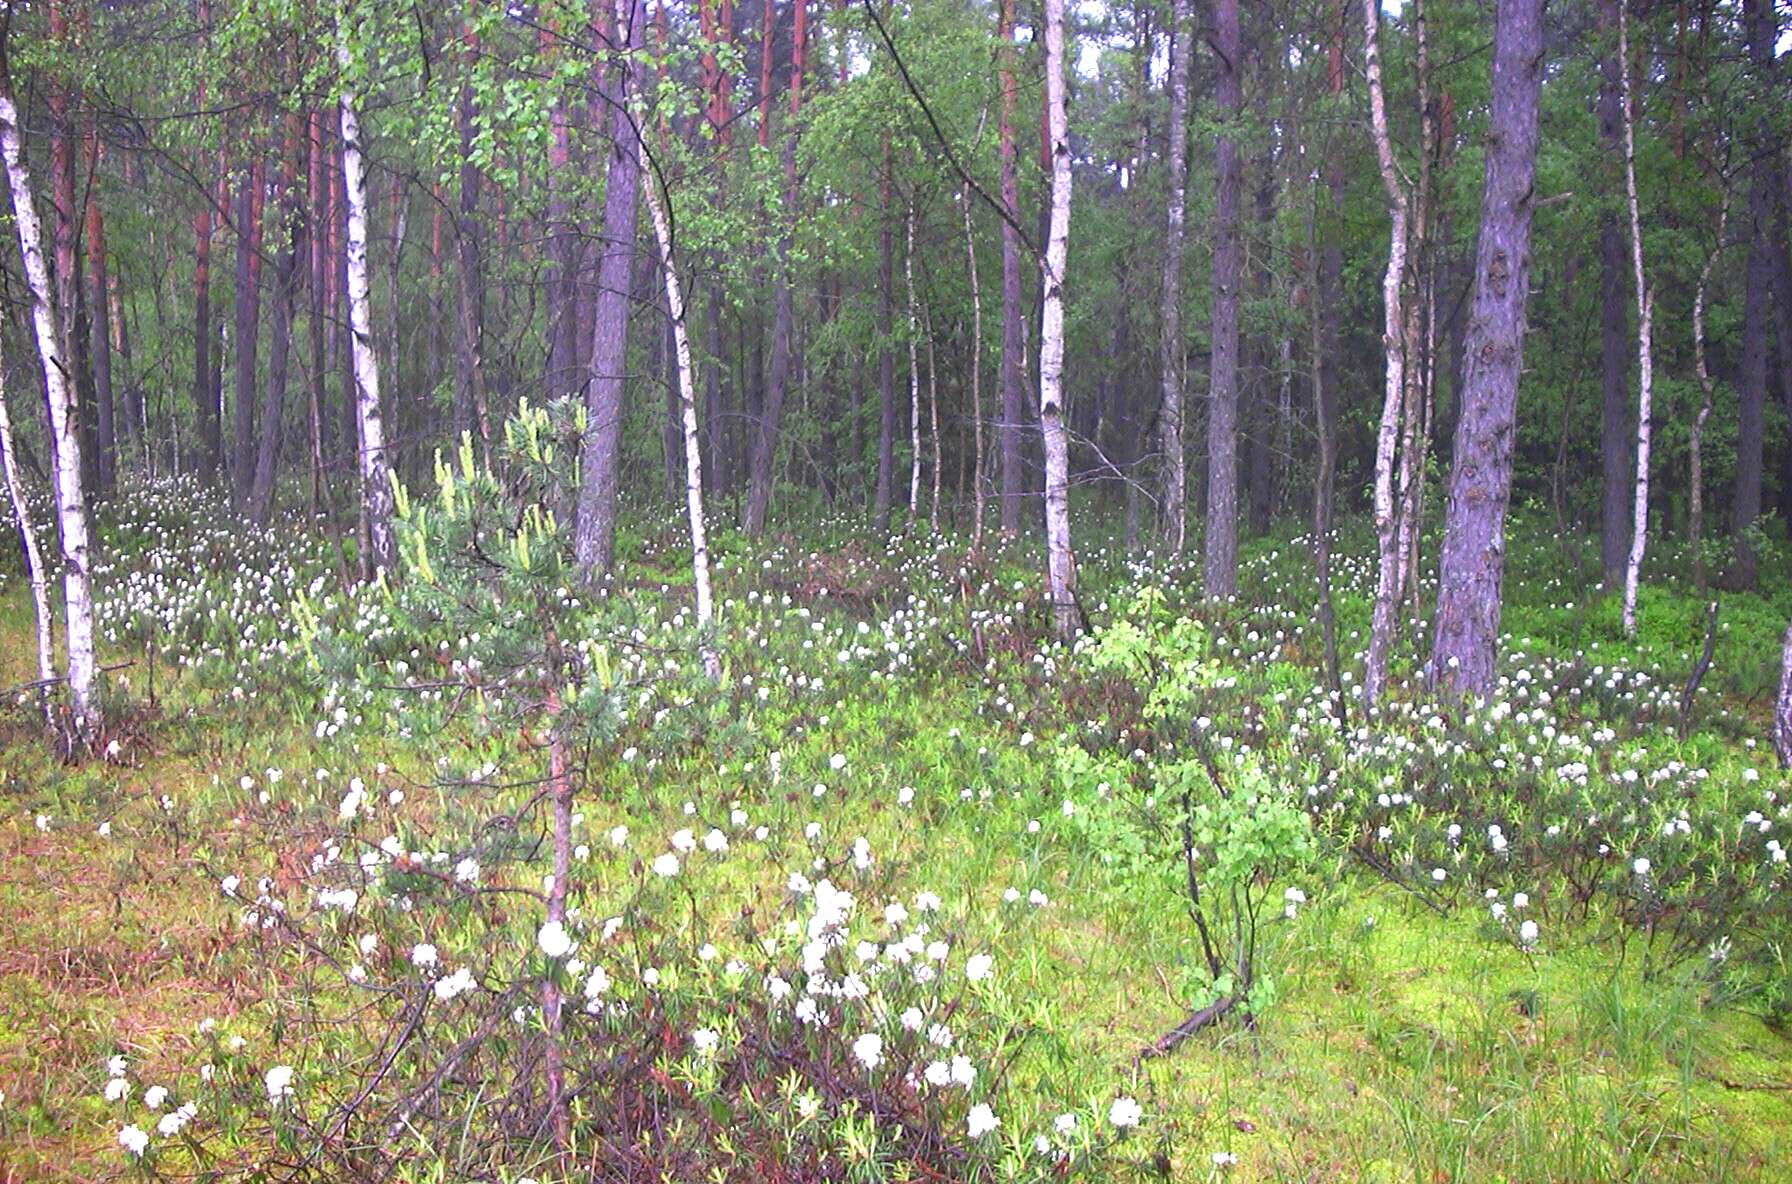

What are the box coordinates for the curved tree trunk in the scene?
[640,147,719,679]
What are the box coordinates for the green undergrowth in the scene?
[1,485,1790,1181]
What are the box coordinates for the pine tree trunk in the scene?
[874,140,896,532]
[1203,0,1242,599]
[0,72,99,739]
[307,108,329,515]
[1158,0,1193,558]
[905,202,922,523]
[250,128,304,526]
[1039,0,1078,641]
[963,182,986,550]
[194,180,216,482]
[1598,0,1631,584]
[743,0,806,538]
[996,0,1025,537]
[231,157,266,506]
[453,42,488,460]
[83,134,116,496]
[337,33,396,578]
[574,0,644,576]
[1429,0,1545,696]
[1730,0,1776,588]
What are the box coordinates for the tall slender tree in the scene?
[996,0,1025,537]
[1158,0,1193,558]
[1039,0,1077,640]
[1617,0,1654,638]
[337,14,396,578]
[0,44,98,738]
[1729,0,1776,587]
[1204,0,1243,597]
[230,156,267,505]
[743,0,807,537]
[1597,0,1631,584]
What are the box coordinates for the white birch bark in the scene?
[1775,620,1792,768]
[337,32,397,579]
[1618,0,1653,639]
[1039,0,1078,640]
[0,82,97,737]
[641,162,719,679]
[0,346,54,700]
[1361,0,1410,711]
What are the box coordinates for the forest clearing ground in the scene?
[2,541,1792,1182]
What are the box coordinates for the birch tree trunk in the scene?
[1617,0,1653,639]
[574,0,644,576]
[1158,0,1193,558]
[1429,0,1545,697]
[1775,620,1792,768]
[1361,0,1410,711]
[337,30,397,579]
[1689,196,1727,592]
[1039,0,1078,641]
[640,155,719,679]
[0,340,55,701]
[0,70,99,738]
